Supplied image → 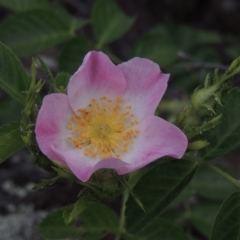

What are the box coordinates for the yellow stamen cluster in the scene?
[67,96,139,159]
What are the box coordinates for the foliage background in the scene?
[0,0,240,239]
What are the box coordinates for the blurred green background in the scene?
[1,1,240,239]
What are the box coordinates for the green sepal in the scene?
[20,58,53,170]
[52,165,77,182]
[221,55,240,82]
[33,176,61,190]
[204,73,211,88]
[37,56,58,92]
[191,83,220,115]
[188,140,209,151]
[183,114,222,140]
[190,56,240,117]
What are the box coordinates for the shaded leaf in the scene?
[82,203,119,231]
[59,37,92,74]
[0,97,22,125]
[196,30,221,44]
[191,201,221,237]
[160,209,186,230]
[125,159,198,234]
[0,0,50,11]
[39,203,119,240]
[51,3,89,32]
[92,0,135,47]
[210,192,240,240]
[38,209,83,240]
[124,219,188,240]
[0,10,73,57]
[131,26,178,68]
[177,25,221,51]
[0,41,30,103]
[0,122,25,164]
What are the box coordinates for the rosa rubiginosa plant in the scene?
[1,41,240,239]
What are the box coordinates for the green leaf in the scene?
[39,203,119,240]
[38,209,83,240]
[0,10,74,57]
[160,208,187,229]
[131,26,178,68]
[200,89,240,160]
[0,41,30,103]
[0,0,50,11]
[0,97,22,125]
[189,165,237,200]
[125,159,198,234]
[191,201,221,237]
[59,37,92,74]
[55,72,70,90]
[196,30,221,45]
[92,0,135,47]
[80,203,119,239]
[138,219,189,240]
[210,191,240,240]
[51,3,90,32]
[63,197,93,225]
[0,122,25,164]
[177,25,221,51]
[124,219,189,240]
[83,203,119,230]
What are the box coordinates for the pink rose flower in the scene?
[35,51,188,182]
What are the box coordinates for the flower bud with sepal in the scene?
[86,169,124,201]
[191,75,222,116]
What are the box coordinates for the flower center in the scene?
[67,96,139,159]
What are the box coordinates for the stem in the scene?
[183,153,240,189]
[115,189,129,240]
[106,51,122,64]
[202,161,240,188]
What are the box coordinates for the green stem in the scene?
[183,153,240,189]
[115,189,129,240]
[106,51,122,64]
[202,161,240,188]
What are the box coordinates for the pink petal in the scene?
[118,57,170,120]
[116,116,188,175]
[52,146,129,182]
[35,93,74,166]
[68,51,126,112]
